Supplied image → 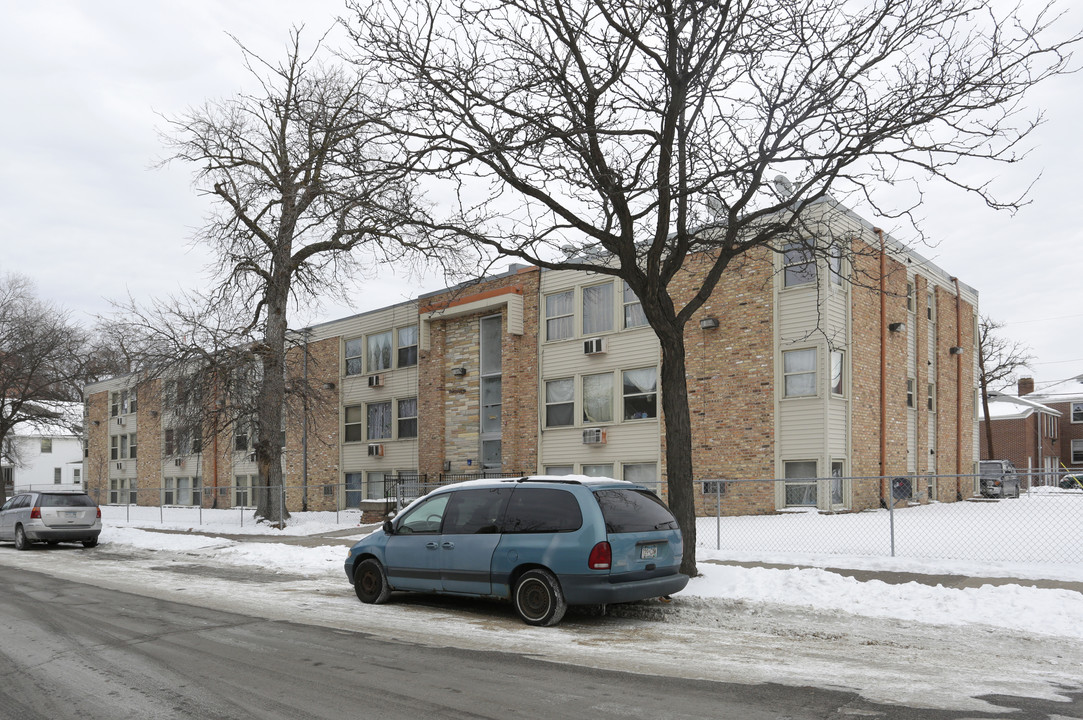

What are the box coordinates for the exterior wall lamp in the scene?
[888,322,905,333]
[949,346,964,355]
[452,367,467,377]
[699,317,720,330]
[323,382,336,390]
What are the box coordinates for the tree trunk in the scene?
[255,272,291,525]
[978,340,995,459]
[656,321,698,578]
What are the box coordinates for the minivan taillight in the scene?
[30,506,41,519]
[96,508,102,518]
[588,541,612,570]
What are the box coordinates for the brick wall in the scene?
[283,337,340,511]
[84,390,109,500]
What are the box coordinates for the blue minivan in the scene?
[344,476,688,626]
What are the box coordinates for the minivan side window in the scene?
[442,488,511,535]
[502,488,583,533]
[594,489,679,533]
[396,494,451,535]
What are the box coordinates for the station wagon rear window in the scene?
[39,494,97,508]
[594,489,678,533]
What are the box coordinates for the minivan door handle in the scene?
[425,542,439,550]
[441,541,455,550]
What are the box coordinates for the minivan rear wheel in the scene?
[514,569,566,626]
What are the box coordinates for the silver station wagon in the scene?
[0,491,102,550]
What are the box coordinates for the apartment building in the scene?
[83,203,979,516]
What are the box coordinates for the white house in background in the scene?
[1,402,85,494]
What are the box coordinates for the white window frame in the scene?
[397,326,419,368]
[830,351,844,396]
[344,405,364,443]
[367,401,392,441]
[545,378,575,428]
[1072,439,1083,465]
[622,282,647,329]
[345,337,365,376]
[367,331,393,373]
[782,241,816,288]
[544,291,574,341]
[582,372,613,424]
[622,368,658,421]
[582,282,614,335]
[397,397,418,439]
[782,348,817,398]
[1072,402,1083,424]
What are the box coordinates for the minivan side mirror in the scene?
[382,519,394,535]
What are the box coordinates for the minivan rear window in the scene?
[502,488,582,533]
[39,494,96,508]
[594,489,678,533]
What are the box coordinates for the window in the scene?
[129,389,137,415]
[623,463,657,487]
[906,282,914,312]
[907,378,915,408]
[582,464,614,477]
[234,475,253,507]
[343,406,363,443]
[397,398,418,438]
[397,326,418,368]
[165,429,176,456]
[40,438,52,454]
[830,460,845,506]
[830,351,844,396]
[480,315,503,470]
[54,468,62,484]
[623,282,647,328]
[73,468,81,483]
[1072,439,1083,465]
[397,493,451,534]
[502,488,582,533]
[163,477,175,505]
[927,292,936,322]
[545,291,573,341]
[111,435,120,461]
[928,383,936,412]
[583,373,613,424]
[595,488,677,533]
[442,488,511,535]
[120,434,129,459]
[1045,413,1058,440]
[783,242,816,287]
[367,331,393,373]
[623,368,657,420]
[582,283,614,335]
[784,460,818,507]
[783,349,816,398]
[828,245,843,285]
[111,392,120,417]
[120,390,129,414]
[545,379,574,427]
[345,338,364,376]
[545,465,574,476]
[367,402,392,440]
[232,424,247,452]
[1072,402,1083,424]
[129,433,137,459]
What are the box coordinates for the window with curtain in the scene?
[367,402,392,440]
[397,326,418,367]
[622,368,657,420]
[398,398,418,438]
[545,379,574,427]
[582,283,614,334]
[582,373,613,423]
[830,351,844,396]
[545,291,573,341]
[367,331,393,372]
[783,349,816,397]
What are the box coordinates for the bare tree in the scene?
[978,315,1035,459]
[0,274,89,477]
[347,0,1079,575]
[157,28,426,524]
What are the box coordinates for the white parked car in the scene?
[0,491,101,550]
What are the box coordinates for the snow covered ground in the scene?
[2,491,1080,713]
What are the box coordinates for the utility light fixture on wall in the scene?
[699,317,720,330]
[949,346,964,355]
[888,322,906,333]
[452,367,467,377]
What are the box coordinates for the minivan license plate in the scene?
[641,545,658,559]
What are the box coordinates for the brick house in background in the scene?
[982,375,1083,475]
[83,200,980,516]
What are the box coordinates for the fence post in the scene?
[279,485,285,528]
[888,477,895,557]
[716,481,722,551]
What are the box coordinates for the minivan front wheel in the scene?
[514,569,567,626]
[354,558,391,604]
[14,526,30,551]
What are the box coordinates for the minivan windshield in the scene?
[594,488,678,533]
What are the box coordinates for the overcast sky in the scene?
[2,1,1081,390]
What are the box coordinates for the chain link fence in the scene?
[696,470,1083,565]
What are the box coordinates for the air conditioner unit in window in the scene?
[367,443,384,457]
[115,462,123,470]
[174,458,183,467]
[115,417,125,426]
[247,452,257,462]
[368,374,383,388]
[583,337,606,355]
[582,428,607,445]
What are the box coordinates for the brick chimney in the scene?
[1018,377,1034,396]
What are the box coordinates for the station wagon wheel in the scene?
[354,558,392,604]
[514,569,567,627]
[14,525,29,551]
[82,539,98,548]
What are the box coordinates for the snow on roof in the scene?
[7,400,83,438]
[982,392,1061,421]
[1027,373,1083,404]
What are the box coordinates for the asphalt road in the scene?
[8,564,1069,720]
